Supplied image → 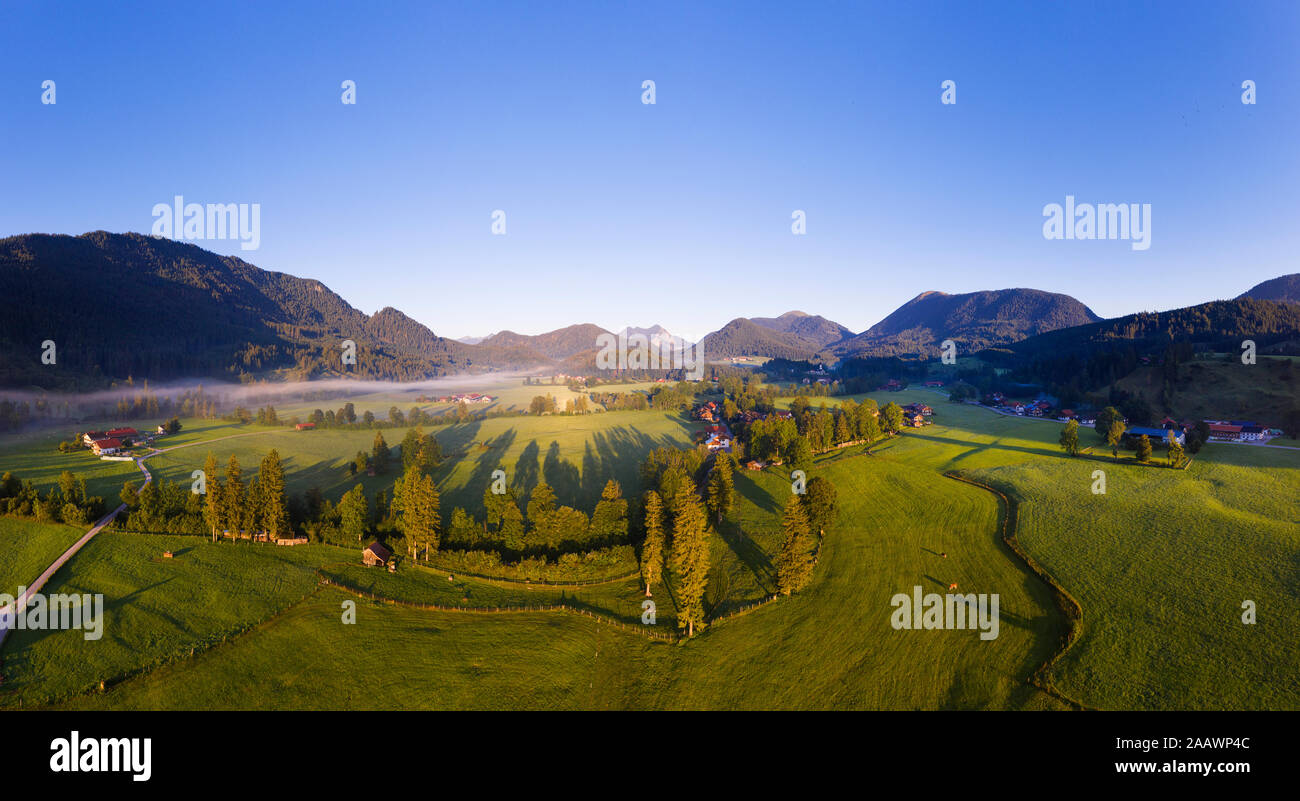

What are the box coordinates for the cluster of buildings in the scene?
[983,393,1061,419]
[1203,420,1276,442]
[694,400,721,422]
[985,395,1284,445]
[901,403,932,428]
[435,392,495,405]
[80,427,142,456]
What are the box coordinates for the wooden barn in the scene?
[362,541,392,567]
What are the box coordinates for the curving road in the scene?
[0,427,282,649]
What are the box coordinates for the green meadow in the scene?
[0,517,87,599]
[142,408,697,515]
[2,389,1296,710]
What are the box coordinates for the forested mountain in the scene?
[1237,274,1300,304]
[986,299,1300,403]
[748,311,854,350]
[0,232,543,388]
[999,298,1300,362]
[479,324,612,361]
[832,288,1101,359]
[699,318,825,361]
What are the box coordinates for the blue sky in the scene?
[2,1,1297,341]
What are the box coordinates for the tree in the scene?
[371,432,391,473]
[590,480,629,544]
[164,416,182,435]
[670,488,710,637]
[339,484,370,542]
[880,402,905,435]
[259,449,290,538]
[775,495,815,595]
[418,430,441,472]
[705,455,735,524]
[858,407,881,442]
[783,436,813,473]
[803,476,837,534]
[400,427,422,472]
[1136,434,1152,463]
[398,466,440,560]
[1166,431,1186,467]
[1096,406,1124,440]
[1059,419,1080,456]
[641,490,665,597]
[202,451,222,541]
[222,455,243,535]
[1106,418,1127,459]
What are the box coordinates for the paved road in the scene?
[0,455,152,649]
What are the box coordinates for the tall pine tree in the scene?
[259,449,289,538]
[776,494,815,595]
[670,488,710,636]
[641,490,665,597]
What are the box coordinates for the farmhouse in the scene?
[294,422,316,431]
[1125,426,1184,445]
[923,380,945,388]
[1207,423,1243,441]
[362,541,392,567]
[90,437,123,456]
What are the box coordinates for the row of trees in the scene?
[636,447,837,635]
[738,399,905,469]
[0,470,105,525]
[1058,412,1188,466]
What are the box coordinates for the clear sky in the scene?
[2,1,1297,342]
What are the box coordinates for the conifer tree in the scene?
[202,451,222,541]
[591,479,628,543]
[776,495,815,595]
[259,449,289,538]
[670,488,710,636]
[705,456,734,523]
[641,490,665,597]
[222,455,243,535]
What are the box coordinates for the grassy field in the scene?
[4,387,1297,710]
[0,517,88,599]
[142,409,698,515]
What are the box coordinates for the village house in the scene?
[904,412,926,428]
[294,422,316,431]
[90,437,123,456]
[1206,423,1242,441]
[362,541,392,567]
[923,380,945,388]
